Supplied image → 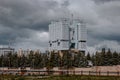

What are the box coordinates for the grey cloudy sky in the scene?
[0,0,120,53]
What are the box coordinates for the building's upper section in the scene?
[49,18,87,52]
[0,47,14,55]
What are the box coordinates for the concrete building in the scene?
[17,48,31,57]
[49,18,87,53]
[49,18,70,51]
[0,47,14,55]
[17,48,40,57]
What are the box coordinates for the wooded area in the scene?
[0,48,120,68]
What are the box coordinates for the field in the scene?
[0,75,120,80]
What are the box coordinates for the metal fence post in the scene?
[107,71,109,76]
[117,71,119,76]
[99,71,101,76]
[89,71,90,75]
[81,71,83,75]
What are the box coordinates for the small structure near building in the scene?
[0,47,14,55]
[87,60,93,67]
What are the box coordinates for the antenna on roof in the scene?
[72,13,73,23]
[8,40,11,48]
[70,13,74,25]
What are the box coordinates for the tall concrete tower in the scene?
[48,18,87,53]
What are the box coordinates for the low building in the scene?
[17,48,30,57]
[0,47,14,55]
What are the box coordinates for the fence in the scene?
[0,70,120,76]
[51,70,120,76]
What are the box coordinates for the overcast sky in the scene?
[0,0,120,53]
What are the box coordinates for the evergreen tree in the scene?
[42,53,49,67]
[86,52,91,60]
[74,53,78,67]
[118,53,120,65]
[106,49,113,65]
[94,51,101,66]
[112,51,119,65]
[91,54,96,66]
[54,53,61,67]
[100,48,107,66]
[62,51,72,68]
[34,52,42,68]
[74,52,87,67]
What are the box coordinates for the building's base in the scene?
[49,49,85,57]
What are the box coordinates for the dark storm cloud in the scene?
[94,0,119,3]
[90,0,120,42]
[90,31,120,41]
[0,0,59,49]
[0,0,58,30]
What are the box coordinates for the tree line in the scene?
[91,48,120,66]
[0,48,120,68]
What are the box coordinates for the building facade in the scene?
[17,48,40,57]
[49,18,87,53]
[0,47,14,55]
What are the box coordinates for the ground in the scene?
[0,75,120,80]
